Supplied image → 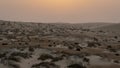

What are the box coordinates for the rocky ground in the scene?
[0,20,120,68]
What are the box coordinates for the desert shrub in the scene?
[38,54,53,60]
[87,42,101,47]
[0,38,3,40]
[74,42,79,45]
[9,63,20,68]
[93,37,98,41]
[52,57,63,62]
[114,36,118,39]
[48,44,52,47]
[82,29,90,32]
[95,42,101,46]
[8,56,20,62]
[75,45,82,51]
[25,42,29,45]
[99,30,104,33]
[19,48,24,51]
[76,48,81,51]
[114,60,119,63]
[6,35,16,39]
[2,43,8,45]
[115,53,120,56]
[109,48,116,52]
[83,57,90,63]
[0,53,6,58]
[19,43,22,45]
[28,47,34,52]
[67,63,86,68]
[11,52,32,59]
[87,42,96,47]
[107,45,112,49]
[68,46,74,49]
[32,62,60,68]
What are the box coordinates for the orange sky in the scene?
[0,0,120,23]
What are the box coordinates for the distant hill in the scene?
[94,23,120,31]
[78,23,113,29]
[0,20,112,29]
[0,20,119,34]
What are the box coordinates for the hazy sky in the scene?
[0,0,120,23]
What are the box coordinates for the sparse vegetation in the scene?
[11,52,32,59]
[87,42,96,47]
[52,57,63,62]
[28,46,34,52]
[0,53,7,58]
[109,48,117,52]
[9,63,20,68]
[76,48,81,51]
[8,56,21,62]
[38,54,54,60]
[83,57,90,63]
[2,43,8,45]
[0,21,120,68]
[32,62,60,68]
[114,60,120,64]
[67,64,86,68]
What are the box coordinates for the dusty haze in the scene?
[0,0,120,23]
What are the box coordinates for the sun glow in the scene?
[40,0,76,10]
[43,0,74,6]
[33,0,89,10]
[28,0,93,11]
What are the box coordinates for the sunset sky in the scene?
[0,0,120,23]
